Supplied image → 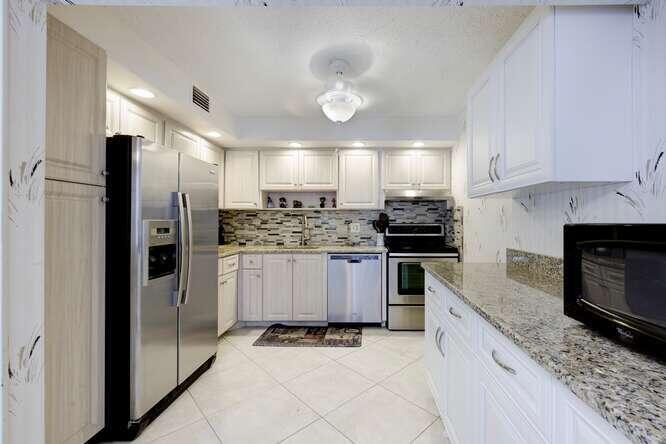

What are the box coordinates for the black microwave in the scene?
[564,224,666,350]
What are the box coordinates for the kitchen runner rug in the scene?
[253,324,361,347]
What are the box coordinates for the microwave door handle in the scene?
[181,193,194,305]
[175,192,187,307]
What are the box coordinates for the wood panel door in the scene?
[262,255,293,321]
[338,150,379,209]
[46,16,106,186]
[260,150,300,190]
[292,254,325,321]
[45,179,105,444]
[224,151,260,209]
[300,150,338,190]
[240,270,263,321]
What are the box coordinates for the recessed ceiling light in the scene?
[351,141,365,148]
[412,141,425,148]
[206,131,222,138]
[129,88,155,99]
[288,142,303,148]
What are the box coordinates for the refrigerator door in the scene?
[131,139,180,420]
[178,153,218,383]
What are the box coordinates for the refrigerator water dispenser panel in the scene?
[143,219,177,283]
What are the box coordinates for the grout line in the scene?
[410,416,441,444]
[188,393,224,444]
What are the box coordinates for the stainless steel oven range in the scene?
[386,224,459,330]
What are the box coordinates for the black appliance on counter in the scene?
[386,224,459,331]
[564,224,666,351]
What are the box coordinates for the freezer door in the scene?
[131,140,180,420]
[178,153,218,383]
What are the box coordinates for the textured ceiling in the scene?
[107,6,531,119]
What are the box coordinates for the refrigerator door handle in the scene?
[175,192,188,307]
[181,192,194,305]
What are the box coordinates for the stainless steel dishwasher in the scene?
[327,254,382,323]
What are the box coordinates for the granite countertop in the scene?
[422,261,666,444]
[219,244,387,257]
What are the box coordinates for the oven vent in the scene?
[192,85,210,113]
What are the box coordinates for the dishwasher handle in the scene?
[329,255,380,262]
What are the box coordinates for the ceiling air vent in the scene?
[192,85,210,113]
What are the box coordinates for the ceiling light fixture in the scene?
[130,88,155,99]
[351,141,365,148]
[316,59,363,124]
[288,142,303,148]
[206,131,222,138]
[412,141,425,148]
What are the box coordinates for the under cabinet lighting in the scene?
[129,88,155,99]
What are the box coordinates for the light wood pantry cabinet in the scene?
[225,151,260,209]
[46,16,106,187]
[338,150,380,209]
[423,271,632,444]
[45,180,106,444]
[382,150,450,190]
[260,150,338,191]
[467,6,633,198]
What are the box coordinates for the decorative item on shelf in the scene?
[279,197,287,208]
[266,196,275,208]
[320,197,326,208]
[372,212,389,234]
[331,197,337,208]
[293,200,303,208]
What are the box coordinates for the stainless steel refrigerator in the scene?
[103,135,218,441]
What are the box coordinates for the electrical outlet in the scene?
[349,223,360,233]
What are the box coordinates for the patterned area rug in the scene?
[253,324,362,347]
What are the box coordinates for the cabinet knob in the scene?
[101,170,110,176]
[101,196,110,203]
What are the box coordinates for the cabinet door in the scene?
[218,271,238,336]
[120,98,164,144]
[383,150,415,189]
[338,150,380,209]
[224,151,260,209]
[46,16,106,187]
[218,159,225,210]
[262,255,293,321]
[200,139,222,165]
[292,254,325,321]
[498,18,547,187]
[260,150,300,190]
[300,150,338,190]
[165,121,200,159]
[444,331,474,444]
[45,180,105,444]
[106,89,121,137]
[240,269,262,321]
[424,306,446,415]
[417,150,451,190]
[467,72,497,196]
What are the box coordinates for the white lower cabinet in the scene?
[292,254,326,321]
[262,254,293,321]
[424,271,630,444]
[240,269,263,321]
[218,271,237,336]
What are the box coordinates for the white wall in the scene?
[5,1,47,443]
[452,1,666,262]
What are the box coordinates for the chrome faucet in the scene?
[299,215,311,246]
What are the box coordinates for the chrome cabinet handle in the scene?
[448,306,462,319]
[491,350,517,375]
[494,153,500,181]
[488,155,496,182]
[434,327,442,354]
[435,328,446,358]
[427,286,435,293]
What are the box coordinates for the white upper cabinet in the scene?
[260,150,300,190]
[338,150,380,209]
[200,139,222,165]
[383,150,450,191]
[260,150,338,191]
[119,98,163,144]
[467,6,633,198]
[300,150,338,190]
[165,120,200,159]
[224,151,260,209]
[106,89,120,137]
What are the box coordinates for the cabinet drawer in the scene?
[479,322,550,436]
[442,287,475,346]
[424,274,445,319]
[219,254,239,275]
[242,254,262,269]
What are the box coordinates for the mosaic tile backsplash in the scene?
[220,201,463,250]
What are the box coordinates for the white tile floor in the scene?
[116,327,451,444]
